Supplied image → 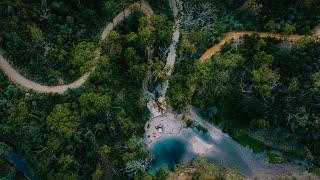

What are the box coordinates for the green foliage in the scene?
[171,157,245,179]
[78,92,111,117]
[186,119,193,128]
[92,163,103,180]
[0,1,174,179]
[101,145,111,156]
[195,125,208,134]
[185,119,208,134]
[264,20,279,33]
[192,157,219,179]
[250,119,270,131]
[58,154,79,172]
[233,129,267,153]
[72,42,96,71]
[190,35,320,164]
[27,25,44,43]
[313,72,320,89]
[237,0,263,27]
[299,147,314,162]
[9,101,28,123]
[154,167,170,180]
[268,154,286,164]
[0,0,111,84]
[46,103,80,138]
[282,24,297,35]
[45,135,61,151]
[310,167,320,175]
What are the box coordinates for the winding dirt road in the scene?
[1,12,318,94]
[0,1,153,94]
[199,31,320,64]
[1,0,320,178]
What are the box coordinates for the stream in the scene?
[1,151,34,179]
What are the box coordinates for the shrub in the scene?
[310,167,320,175]
[195,125,208,134]
[186,119,193,128]
[250,119,270,131]
[268,154,286,164]
[233,129,267,153]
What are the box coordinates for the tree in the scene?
[237,0,263,22]
[46,103,80,138]
[192,157,219,179]
[56,154,79,178]
[298,0,319,13]
[196,54,243,98]
[123,158,152,177]
[265,20,278,33]
[101,145,111,160]
[282,24,296,35]
[313,72,320,89]
[72,42,96,70]
[139,17,155,48]
[286,107,309,132]
[45,135,61,152]
[92,163,103,180]
[151,15,173,44]
[9,101,28,123]
[28,25,44,43]
[147,58,167,92]
[78,93,111,117]
[154,168,170,180]
[252,65,280,97]
[183,2,217,31]
[250,119,270,131]
[101,31,122,60]
[252,51,274,68]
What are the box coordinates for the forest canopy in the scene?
[1,0,320,179]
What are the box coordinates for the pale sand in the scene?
[145,110,185,148]
[189,136,213,155]
[146,107,318,179]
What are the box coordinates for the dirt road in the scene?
[0,1,153,94]
[199,31,319,64]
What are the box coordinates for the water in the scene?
[1,152,34,179]
[149,137,191,172]
[148,128,254,177]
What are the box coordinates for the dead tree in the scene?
[40,0,51,23]
[123,158,152,177]
[182,2,217,31]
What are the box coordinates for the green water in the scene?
[149,129,254,177]
[149,137,189,171]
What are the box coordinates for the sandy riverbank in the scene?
[146,107,318,179]
[145,110,185,148]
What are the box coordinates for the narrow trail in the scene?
[199,31,320,64]
[144,0,183,118]
[1,11,318,94]
[1,0,320,178]
[160,0,183,98]
[0,0,153,94]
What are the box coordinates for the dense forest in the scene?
[0,0,174,178]
[1,0,320,179]
[193,35,320,165]
[0,0,172,85]
[167,0,320,174]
